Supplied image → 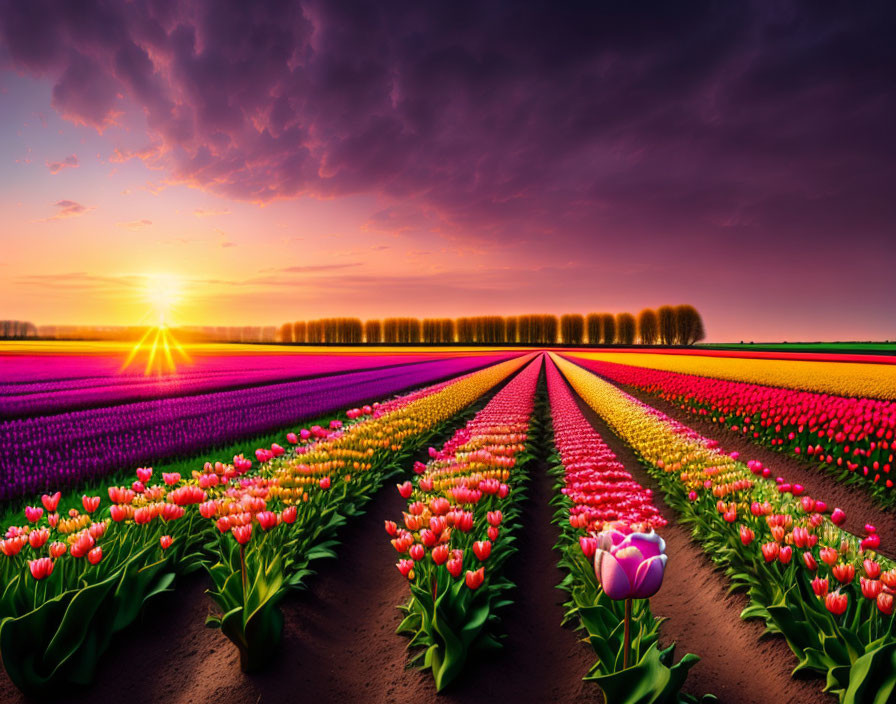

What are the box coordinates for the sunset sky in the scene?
[1,1,893,341]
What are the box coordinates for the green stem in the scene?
[239,543,248,600]
[623,598,632,669]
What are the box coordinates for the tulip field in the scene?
[1,343,895,703]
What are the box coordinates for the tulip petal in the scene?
[620,531,665,559]
[632,554,667,599]
[598,551,633,600]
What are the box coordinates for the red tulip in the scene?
[160,535,173,550]
[779,546,793,564]
[396,559,414,578]
[487,525,500,541]
[761,542,780,562]
[473,540,492,561]
[231,524,252,544]
[82,495,101,513]
[803,552,818,571]
[397,482,413,499]
[28,528,50,550]
[409,544,425,561]
[861,577,883,600]
[446,557,464,578]
[487,511,503,526]
[48,541,67,558]
[29,557,55,580]
[319,476,331,490]
[739,526,754,546]
[41,492,61,512]
[811,577,829,597]
[831,508,846,526]
[431,545,449,565]
[110,504,129,522]
[465,567,485,590]
[819,547,839,565]
[281,505,298,524]
[384,520,398,536]
[864,559,881,579]
[580,536,598,559]
[878,592,894,615]
[88,546,103,565]
[825,591,848,615]
[832,563,855,585]
[256,511,279,531]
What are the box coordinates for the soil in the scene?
[618,384,896,558]
[568,387,830,704]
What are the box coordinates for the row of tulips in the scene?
[202,353,536,671]
[552,353,896,703]
[544,358,714,704]
[570,356,896,500]
[0,354,518,501]
[391,355,543,691]
[567,351,896,400]
[0,356,532,695]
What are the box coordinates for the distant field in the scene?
[698,341,895,354]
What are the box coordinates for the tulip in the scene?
[41,492,61,512]
[319,476,331,490]
[49,541,67,558]
[739,526,754,546]
[409,544,425,561]
[232,525,252,545]
[82,495,101,513]
[88,546,103,565]
[811,577,829,597]
[136,467,153,483]
[878,592,894,615]
[431,544,449,565]
[28,528,50,550]
[446,557,464,578]
[487,525,500,541]
[819,547,839,566]
[580,536,598,559]
[465,567,485,590]
[861,577,883,600]
[832,563,855,584]
[110,504,129,522]
[281,505,298,524]
[803,552,818,571]
[397,559,414,578]
[779,545,793,564]
[831,508,846,526]
[24,506,43,523]
[397,482,413,499]
[256,511,279,531]
[29,557,55,580]
[160,535,173,550]
[761,542,780,562]
[473,540,492,561]
[594,531,667,601]
[864,559,881,579]
[825,591,848,616]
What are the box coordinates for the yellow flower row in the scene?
[551,353,756,498]
[566,351,896,400]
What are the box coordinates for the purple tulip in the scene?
[594,530,667,600]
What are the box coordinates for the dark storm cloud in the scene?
[2,0,894,249]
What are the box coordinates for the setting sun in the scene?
[141,274,184,326]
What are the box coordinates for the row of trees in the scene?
[278,305,704,345]
[0,321,38,339]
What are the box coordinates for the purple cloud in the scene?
[1,0,893,257]
[39,199,92,221]
[46,154,79,173]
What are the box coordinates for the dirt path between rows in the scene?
[1,405,596,704]
[568,386,829,704]
[618,384,896,557]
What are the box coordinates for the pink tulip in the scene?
[594,530,667,600]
